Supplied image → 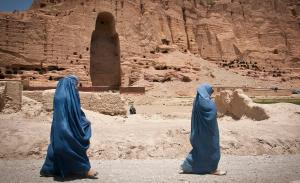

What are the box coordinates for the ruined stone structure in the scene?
[23,90,127,116]
[0,81,22,113]
[0,0,299,86]
[215,89,269,120]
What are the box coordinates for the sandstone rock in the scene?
[215,89,269,121]
[0,0,299,85]
[156,45,177,53]
[215,89,233,115]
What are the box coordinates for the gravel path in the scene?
[0,155,300,183]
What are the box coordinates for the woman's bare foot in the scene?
[86,169,98,179]
[210,170,227,176]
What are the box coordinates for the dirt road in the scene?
[0,155,300,183]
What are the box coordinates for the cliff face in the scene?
[0,0,299,86]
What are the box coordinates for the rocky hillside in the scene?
[0,0,299,87]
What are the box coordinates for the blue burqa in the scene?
[40,75,91,177]
[181,84,220,174]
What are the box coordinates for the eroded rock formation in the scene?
[0,0,299,86]
[215,89,269,120]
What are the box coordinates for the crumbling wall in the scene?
[24,90,126,116]
[0,81,22,113]
[21,96,44,117]
[80,92,126,116]
[215,89,269,121]
[41,89,55,112]
[0,84,5,111]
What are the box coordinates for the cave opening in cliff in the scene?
[90,12,121,87]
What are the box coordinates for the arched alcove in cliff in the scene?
[90,12,121,87]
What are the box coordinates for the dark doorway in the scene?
[90,12,121,86]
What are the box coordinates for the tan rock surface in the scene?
[0,0,299,90]
[80,92,127,116]
[215,89,269,120]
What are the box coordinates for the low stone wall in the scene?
[0,81,22,113]
[80,92,126,116]
[23,90,127,116]
[215,89,269,121]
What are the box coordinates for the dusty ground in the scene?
[0,94,300,182]
[0,155,300,183]
[0,96,300,159]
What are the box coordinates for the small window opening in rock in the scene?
[0,74,5,79]
[49,76,53,80]
[86,47,89,51]
[93,8,96,12]
[47,66,59,71]
[70,60,73,64]
[38,69,46,75]
[40,3,46,8]
[162,50,168,54]
[273,49,278,54]
[80,2,84,6]
[184,49,187,53]
[5,70,12,74]
[143,55,146,58]
[140,4,145,14]
[291,9,297,17]
[73,52,77,55]
[79,54,82,59]
[161,39,170,45]
[79,83,83,87]
[84,65,86,69]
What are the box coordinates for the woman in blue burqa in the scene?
[40,75,98,179]
[181,83,226,175]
